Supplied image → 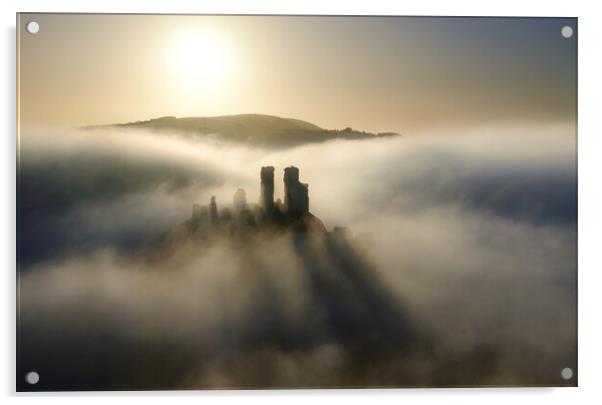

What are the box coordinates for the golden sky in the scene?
[18,14,577,133]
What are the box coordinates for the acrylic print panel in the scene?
[16,14,577,391]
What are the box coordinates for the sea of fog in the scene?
[17,124,576,389]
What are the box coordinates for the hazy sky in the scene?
[18,14,576,133]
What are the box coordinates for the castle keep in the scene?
[260,166,275,214]
[283,166,309,218]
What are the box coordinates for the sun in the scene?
[166,28,233,89]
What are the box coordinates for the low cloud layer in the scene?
[17,124,577,389]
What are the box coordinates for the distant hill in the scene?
[88,114,400,148]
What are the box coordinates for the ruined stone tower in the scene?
[209,196,218,224]
[260,166,275,213]
[283,166,309,217]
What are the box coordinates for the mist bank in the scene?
[17,122,577,388]
[18,123,575,266]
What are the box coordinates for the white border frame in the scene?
[3,0,601,403]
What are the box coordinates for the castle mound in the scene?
[146,166,355,261]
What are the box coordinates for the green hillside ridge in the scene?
[87,114,400,147]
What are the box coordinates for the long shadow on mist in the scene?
[291,232,423,355]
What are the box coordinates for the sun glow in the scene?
[166,28,234,94]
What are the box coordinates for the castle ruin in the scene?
[283,166,309,218]
[260,166,275,214]
[190,166,317,231]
